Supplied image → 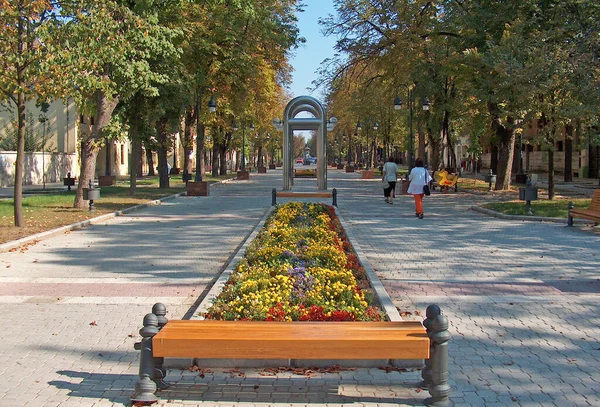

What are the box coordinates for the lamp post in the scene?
[394,87,430,170]
[356,121,363,167]
[233,119,254,171]
[195,90,217,182]
[340,133,345,167]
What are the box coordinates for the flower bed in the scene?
[203,202,384,322]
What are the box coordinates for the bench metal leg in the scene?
[424,305,454,407]
[567,202,574,226]
[332,188,337,206]
[152,303,169,390]
[419,304,441,389]
[131,313,159,403]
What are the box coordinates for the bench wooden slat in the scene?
[569,189,600,222]
[276,192,333,198]
[152,320,429,360]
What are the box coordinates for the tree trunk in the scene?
[564,123,573,182]
[547,122,556,200]
[219,145,227,175]
[74,138,100,208]
[13,15,26,227]
[212,141,219,176]
[183,107,196,174]
[14,90,26,226]
[198,124,206,180]
[146,148,155,176]
[129,138,141,196]
[488,102,515,190]
[129,94,143,196]
[156,117,170,189]
[74,91,119,208]
[496,122,515,190]
[548,147,555,199]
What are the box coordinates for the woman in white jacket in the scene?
[407,158,433,219]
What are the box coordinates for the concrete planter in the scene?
[345,165,355,173]
[186,181,209,196]
[237,170,250,180]
[258,166,267,173]
[337,164,345,169]
[172,206,405,369]
[361,170,375,179]
[268,164,276,170]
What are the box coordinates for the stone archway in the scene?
[282,96,328,190]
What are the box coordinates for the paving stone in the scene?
[1,173,599,406]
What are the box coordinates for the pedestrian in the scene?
[408,158,433,218]
[382,156,398,204]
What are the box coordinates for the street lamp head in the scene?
[249,122,255,130]
[356,120,362,131]
[271,118,284,131]
[327,116,338,131]
[208,91,217,113]
[373,121,379,131]
[393,96,402,110]
[232,120,239,131]
[422,97,431,111]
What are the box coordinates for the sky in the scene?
[288,1,338,99]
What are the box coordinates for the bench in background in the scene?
[271,188,337,206]
[568,189,600,226]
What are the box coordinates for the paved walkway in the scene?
[0,170,598,406]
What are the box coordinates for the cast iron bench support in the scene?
[568,189,600,226]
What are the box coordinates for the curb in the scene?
[470,205,592,225]
[0,191,187,253]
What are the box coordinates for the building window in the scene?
[557,141,564,152]
[90,116,95,125]
[80,115,84,123]
[121,144,125,164]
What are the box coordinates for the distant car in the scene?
[304,156,316,165]
[295,157,304,164]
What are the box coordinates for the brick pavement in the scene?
[0,170,598,406]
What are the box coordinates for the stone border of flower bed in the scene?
[192,205,402,323]
[163,204,404,369]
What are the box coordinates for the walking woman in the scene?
[382,156,398,204]
[408,158,433,218]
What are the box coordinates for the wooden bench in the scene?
[568,189,600,226]
[131,303,452,406]
[271,188,337,206]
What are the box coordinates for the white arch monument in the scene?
[280,96,335,190]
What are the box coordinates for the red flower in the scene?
[329,310,356,321]
[266,303,286,321]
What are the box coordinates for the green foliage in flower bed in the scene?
[204,202,384,322]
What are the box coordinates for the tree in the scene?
[0,0,55,226]
[49,1,179,207]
